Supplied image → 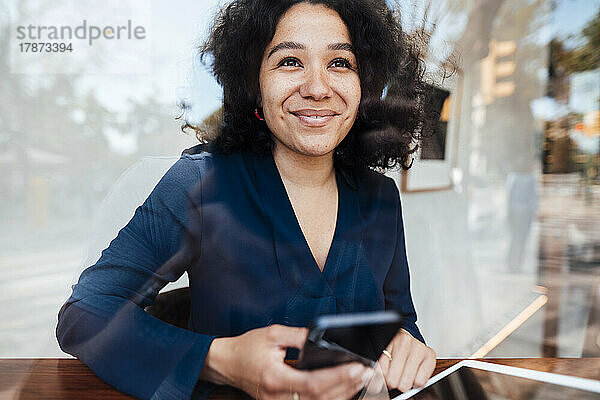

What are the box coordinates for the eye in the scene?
[329,58,354,70]
[277,57,302,68]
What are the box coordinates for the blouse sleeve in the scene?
[56,156,216,400]
[382,182,425,344]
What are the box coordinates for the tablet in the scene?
[396,360,600,399]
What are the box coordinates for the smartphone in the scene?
[295,310,403,370]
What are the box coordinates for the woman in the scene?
[56,0,437,399]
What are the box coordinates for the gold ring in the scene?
[292,392,300,400]
[382,349,393,361]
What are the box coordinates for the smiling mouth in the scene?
[291,110,339,127]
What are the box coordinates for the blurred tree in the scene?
[555,8,600,73]
[1,0,151,221]
[548,6,600,173]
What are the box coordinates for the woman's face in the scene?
[258,2,361,159]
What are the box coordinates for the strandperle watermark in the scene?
[10,0,150,74]
[16,20,146,46]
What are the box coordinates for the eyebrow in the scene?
[267,41,355,59]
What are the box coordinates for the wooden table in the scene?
[1,358,599,399]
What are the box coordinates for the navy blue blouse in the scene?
[56,147,423,400]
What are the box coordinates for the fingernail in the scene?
[349,364,363,378]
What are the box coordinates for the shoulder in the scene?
[352,168,402,227]
[355,168,401,203]
[147,146,215,205]
[163,146,214,182]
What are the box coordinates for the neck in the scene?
[272,143,335,189]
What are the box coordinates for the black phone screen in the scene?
[296,311,403,370]
[323,319,402,361]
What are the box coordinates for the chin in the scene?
[294,140,338,158]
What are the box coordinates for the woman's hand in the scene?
[201,324,373,399]
[377,329,436,393]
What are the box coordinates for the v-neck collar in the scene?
[245,150,363,297]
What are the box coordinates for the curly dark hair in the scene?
[180,0,438,171]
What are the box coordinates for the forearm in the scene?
[57,299,214,399]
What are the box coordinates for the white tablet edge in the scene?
[393,359,600,400]
[393,359,468,400]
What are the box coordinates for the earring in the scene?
[254,108,264,121]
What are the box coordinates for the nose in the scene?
[299,67,332,101]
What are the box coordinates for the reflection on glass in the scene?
[1,0,599,363]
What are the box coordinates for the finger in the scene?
[377,339,393,377]
[374,354,391,394]
[257,359,315,395]
[319,377,363,400]
[277,363,366,398]
[384,337,411,388]
[306,363,368,397]
[320,365,374,400]
[413,351,436,388]
[267,324,309,348]
[376,356,390,376]
[367,364,388,394]
[396,349,421,392]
